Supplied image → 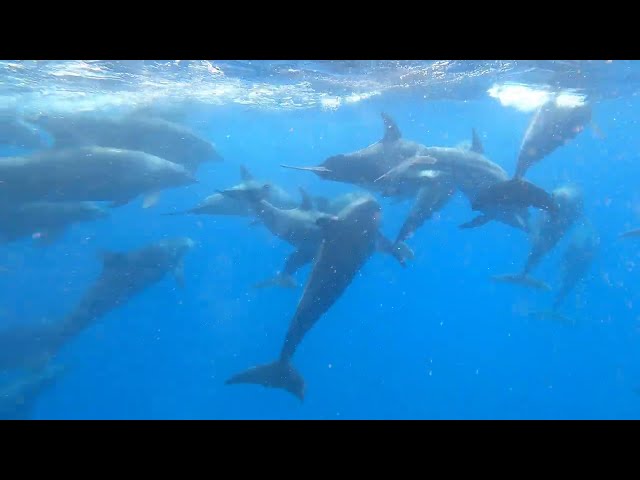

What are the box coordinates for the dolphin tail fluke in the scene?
[528,310,576,326]
[252,273,298,290]
[459,215,492,229]
[160,209,192,216]
[491,273,552,291]
[225,359,305,401]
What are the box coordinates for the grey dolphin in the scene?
[0,237,195,373]
[29,112,222,173]
[515,96,592,179]
[552,220,598,310]
[283,114,529,235]
[219,186,412,289]
[225,195,385,400]
[281,113,430,196]
[0,363,67,420]
[312,191,380,215]
[162,165,297,218]
[459,178,557,230]
[0,115,46,150]
[620,228,640,239]
[491,185,584,289]
[394,180,457,244]
[0,201,109,245]
[372,127,531,234]
[0,146,197,208]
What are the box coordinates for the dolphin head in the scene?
[340,194,382,229]
[218,183,271,203]
[552,185,584,218]
[161,236,197,259]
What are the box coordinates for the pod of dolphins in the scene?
[0,93,635,416]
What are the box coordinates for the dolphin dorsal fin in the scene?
[298,187,313,211]
[471,128,484,154]
[240,165,253,182]
[381,112,401,143]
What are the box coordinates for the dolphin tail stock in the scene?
[252,273,298,290]
[491,273,552,291]
[225,359,305,401]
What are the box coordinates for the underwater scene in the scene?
[0,60,638,420]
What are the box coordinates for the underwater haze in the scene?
[0,60,639,420]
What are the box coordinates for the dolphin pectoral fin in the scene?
[142,191,161,209]
[225,359,305,402]
[280,164,331,173]
[491,273,552,291]
[459,215,492,229]
[173,261,185,289]
[394,241,415,264]
[375,233,414,267]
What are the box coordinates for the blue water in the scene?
[1,61,639,419]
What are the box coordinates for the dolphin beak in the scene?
[373,172,389,183]
[280,164,331,173]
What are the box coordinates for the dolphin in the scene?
[219,186,412,289]
[162,165,298,218]
[283,114,529,234]
[394,179,457,244]
[515,95,592,179]
[0,201,109,245]
[491,185,584,289]
[0,364,67,420]
[0,237,195,373]
[369,126,531,234]
[312,192,376,215]
[552,220,598,310]
[620,228,640,239]
[281,112,434,197]
[0,146,197,208]
[225,195,386,400]
[0,115,47,150]
[459,178,557,230]
[28,112,222,173]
